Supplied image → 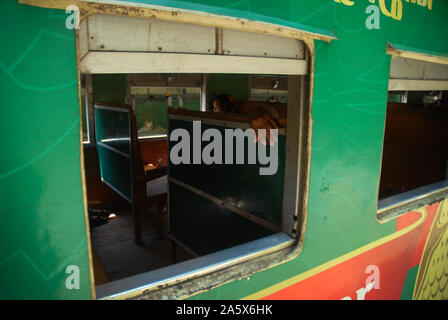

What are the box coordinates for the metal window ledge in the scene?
[377,180,448,222]
[96,232,294,300]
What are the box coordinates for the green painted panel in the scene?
[4,0,448,300]
[168,119,285,227]
[94,107,132,201]
[208,74,249,109]
[93,74,127,105]
[97,145,132,202]
[137,100,200,130]
[169,182,274,256]
[134,88,202,137]
[95,107,131,155]
[400,265,419,300]
[0,1,91,299]
[183,0,448,299]
[388,94,402,103]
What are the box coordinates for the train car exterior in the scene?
[1,0,447,300]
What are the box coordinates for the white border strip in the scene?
[81,52,308,75]
[389,79,448,91]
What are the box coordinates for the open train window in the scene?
[79,13,311,299]
[377,49,448,219]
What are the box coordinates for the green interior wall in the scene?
[94,106,132,201]
[92,74,127,105]
[135,93,201,132]
[208,74,249,107]
[0,1,92,299]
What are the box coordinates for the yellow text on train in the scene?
[334,0,433,21]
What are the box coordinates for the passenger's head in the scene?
[212,94,234,113]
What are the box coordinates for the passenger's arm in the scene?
[247,104,279,146]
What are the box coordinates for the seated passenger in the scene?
[212,94,284,145]
[212,94,234,113]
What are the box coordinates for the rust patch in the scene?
[20,0,335,43]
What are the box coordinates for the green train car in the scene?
[1,0,448,300]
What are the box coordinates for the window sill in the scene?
[95,232,295,300]
[377,179,448,222]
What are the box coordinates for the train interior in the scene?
[71,12,312,296]
[378,56,448,200]
[81,73,293,287]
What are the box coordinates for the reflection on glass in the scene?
[95,107,131,155]
[131,87,201,138]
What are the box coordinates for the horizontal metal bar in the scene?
[81,52,308,75]
[94,104,129,113]
[377,179,448,222]
[130,83,203,88]
[169,177,281,233]
[97,141,130,159]
[101,178,132,204]
[96,232,294,300]
[138,135,168,140]
[168,113,250,130]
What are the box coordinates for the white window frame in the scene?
[75,8,318,301]
[81,87,90,144]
